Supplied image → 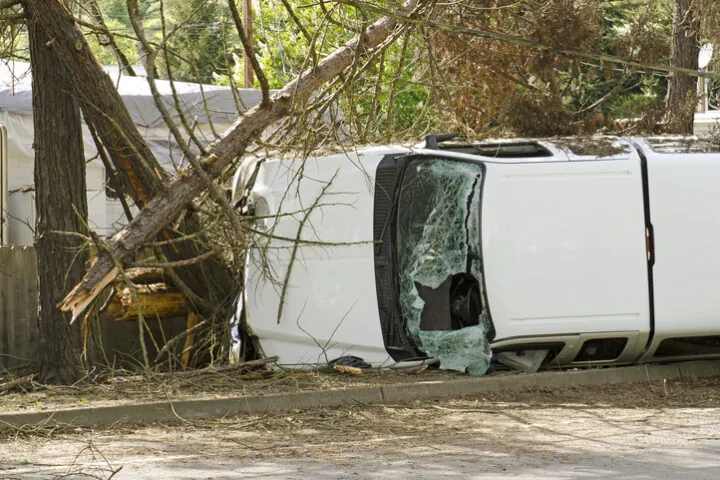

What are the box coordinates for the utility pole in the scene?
[243,0,254,88]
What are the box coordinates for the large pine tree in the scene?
[666,0,700,133]
[24,1,89,384]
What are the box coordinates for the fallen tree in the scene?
[22,0,235,320]
[58,0,426,322]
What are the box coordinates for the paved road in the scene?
[2,380,720,479]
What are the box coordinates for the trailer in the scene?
[0,61,258,245]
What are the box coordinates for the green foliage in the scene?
[565,0,672,122]
[75,0,715,140]
[343,35,437,141]
[83,0,225,83]
[84,17,138,66]
[162,0,226,83]
[252,0,354,88]
[101,0,132,22]
[216,0,435,142]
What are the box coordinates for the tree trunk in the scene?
[59,0,422,320]
[22,0,234,317]
[24,2,89,384]
[666,0,700,134]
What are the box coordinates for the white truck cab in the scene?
[234,136,720,372]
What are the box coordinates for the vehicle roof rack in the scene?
[424,133,460,150]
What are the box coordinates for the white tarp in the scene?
[0,61,254,127]
[0,61,258,244]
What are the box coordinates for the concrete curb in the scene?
[1,360,719,430]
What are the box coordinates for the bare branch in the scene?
[278,0,318,66]
[154,319,208,364]
[126,0,197,163]
[385,31,410,142]
[85,0,137,76]
[158,0,209,154]
[278,170,339,323]
[228,0,270,105]
[59,0,425,321]
[132,249,219,269]
[82,106,134,222]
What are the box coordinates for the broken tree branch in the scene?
[59,0,425,322]
[85,0,137,76]
[0,374,36,394]
[228,0,270,105]
[23,0,236,319]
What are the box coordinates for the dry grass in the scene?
[0,365,471,414]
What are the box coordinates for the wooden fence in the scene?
[0,245,207,372]
[0,245,38,370]
[0,246,190,371]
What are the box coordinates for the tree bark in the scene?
[22,0,234,317]
[24,2,88,384]
[60,0,422,321]
[666,0,700,134]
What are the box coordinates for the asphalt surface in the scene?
[3,376,720,479]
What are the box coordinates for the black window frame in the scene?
[372,153,495,361]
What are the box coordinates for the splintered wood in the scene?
[182,311,201,369]
[100,268,188,320]
[103,283,188,320]
[57,0,421,323]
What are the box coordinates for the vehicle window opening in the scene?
[573,338,628,362]
[396,158,492,374]
[439,142,552,158]
[416,273,482,331]
[424,134,552,158]
[654,336,720,357]
[492,345,564,371]
[495,350,548,372]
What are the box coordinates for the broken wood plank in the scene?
[0,373,36,394]
[181,311,200,369]
[102,283,188,320]
[123,267,168,285]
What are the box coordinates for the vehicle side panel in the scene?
[482,158,650,341]
[644,151,720,346]
[244,150,395,366]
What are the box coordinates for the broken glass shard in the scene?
[396,158,492,374]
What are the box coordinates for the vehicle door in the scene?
[481,155,651,343]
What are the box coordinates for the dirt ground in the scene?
[0,365,494,413]
[2,376,720,479]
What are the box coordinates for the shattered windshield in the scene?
[396,158,492,374]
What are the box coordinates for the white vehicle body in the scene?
[237,136,720,370]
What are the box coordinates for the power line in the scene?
[348,1,720,81]
[104,21,229,32]
[92,3,718,80]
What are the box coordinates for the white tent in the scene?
[0,61,259,245]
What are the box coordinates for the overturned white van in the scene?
[234,135,720,373]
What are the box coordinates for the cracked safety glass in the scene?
[396,158,492,374]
